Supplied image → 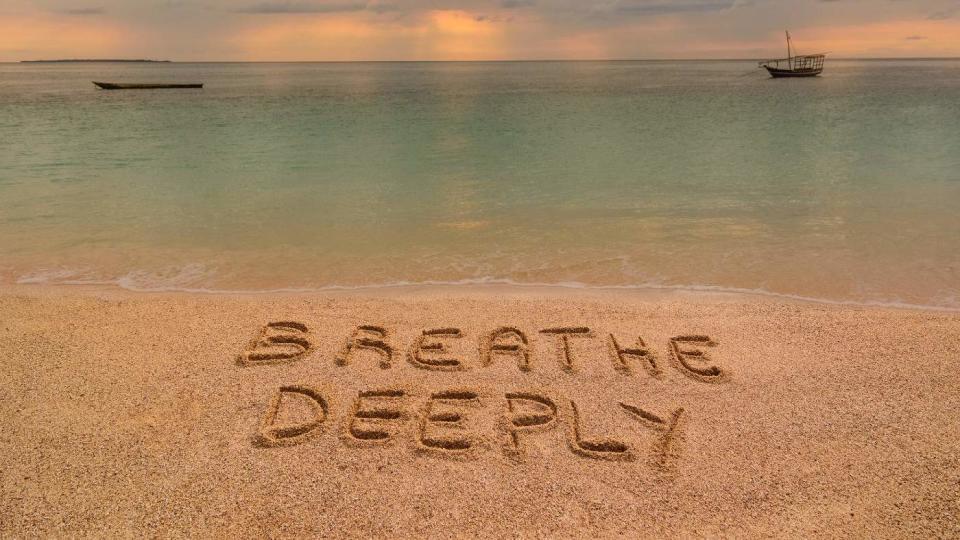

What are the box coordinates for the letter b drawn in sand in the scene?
[337,325,393,369]
[670,335,726,382]
[540,327,593,372]
[567,401,634,461]
[255,385,329,447]
[417,389,481,458]
[480,327,531,371]
[608,334,660,377]
[238,321,311,367]
[408,328,464,371]
[501,392,558,461]
[344,389,407,445]
[619,402,686,470]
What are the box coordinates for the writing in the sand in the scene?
[236,322,729,468]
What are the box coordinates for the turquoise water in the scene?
[1,60,959,307]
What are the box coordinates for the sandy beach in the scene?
[1,284,957,537]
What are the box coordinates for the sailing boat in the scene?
[759,31,826,78]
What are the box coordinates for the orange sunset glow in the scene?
[2,1,960,62]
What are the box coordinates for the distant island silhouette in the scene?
[21,59,171,63]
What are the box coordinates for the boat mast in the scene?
[786,30,792,69]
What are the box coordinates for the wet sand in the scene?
[1,285,958,537]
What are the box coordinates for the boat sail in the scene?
[759,31,826,78]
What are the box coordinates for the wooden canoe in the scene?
[93,82,203,90]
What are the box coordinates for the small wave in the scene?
[16,268,89,284]
[14,269,960,313]
[16,264,215,290]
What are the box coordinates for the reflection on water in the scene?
[0,60,959,307]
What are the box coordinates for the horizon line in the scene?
[10,56,960,64]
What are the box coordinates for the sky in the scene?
[2,0,960,61]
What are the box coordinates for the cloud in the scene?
[233,2,369,14]
[927,9,956,20]
[60,7,105,15]
[500,0,536,7]
[614,0,737,16]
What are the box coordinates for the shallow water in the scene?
[1,60,959,307]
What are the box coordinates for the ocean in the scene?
[1,60,958,308]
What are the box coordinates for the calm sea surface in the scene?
[1,60,958,307]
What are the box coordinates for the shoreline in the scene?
[4,280,958,314]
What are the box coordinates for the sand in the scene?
[1,284,958,538]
